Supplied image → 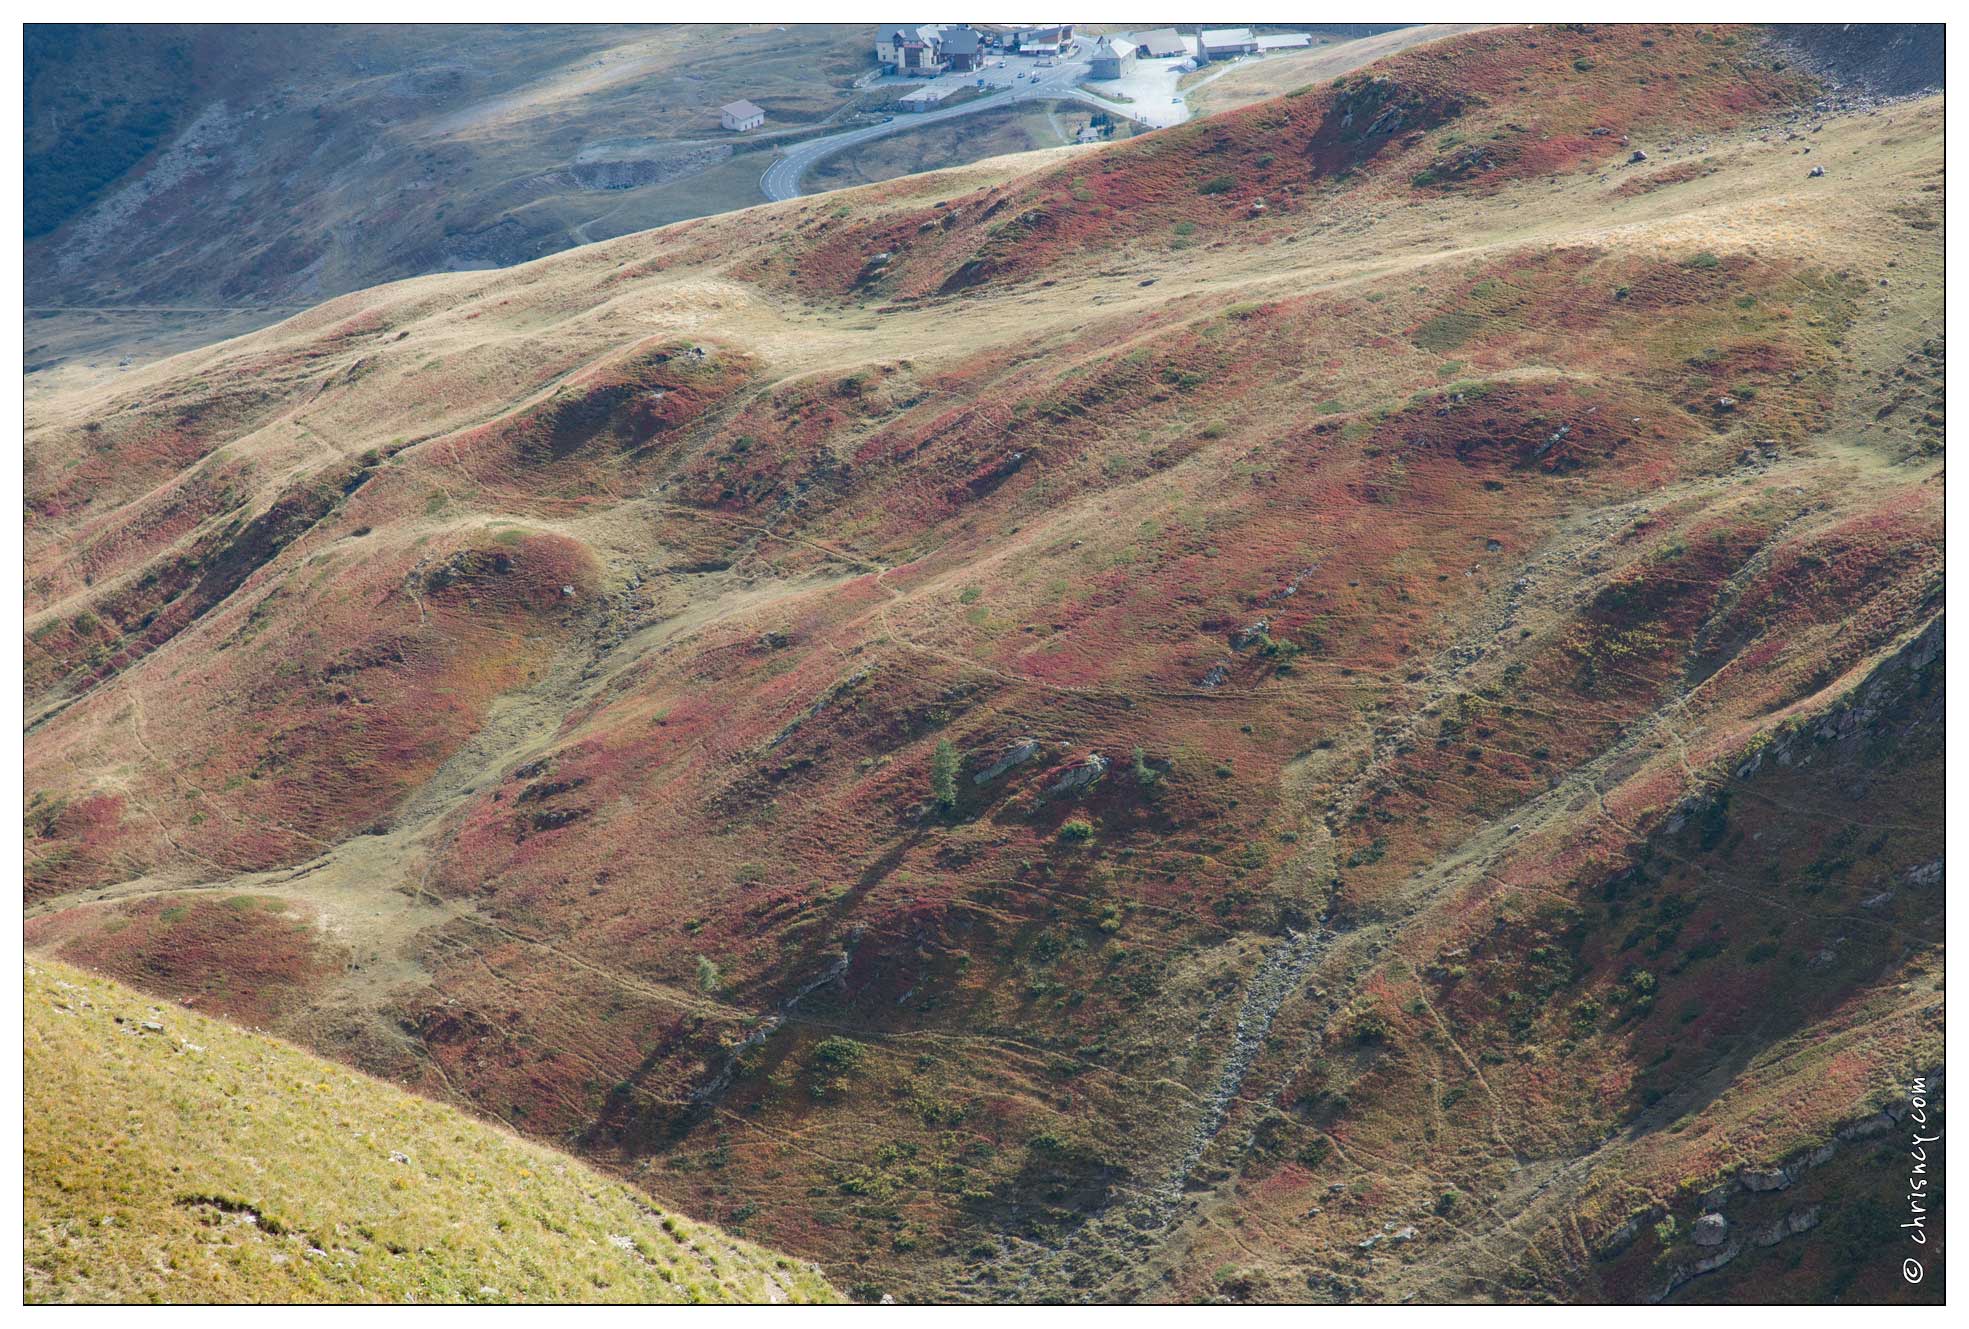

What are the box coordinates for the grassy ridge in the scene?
[24,959,839,1304]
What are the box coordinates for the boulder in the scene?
[1692,1212,1730,1247]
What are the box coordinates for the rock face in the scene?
[1753,1206,1822,1248]
[1905,857,1943,886]
[1739,1166,1793,1193]
[973,737,1041,785]
[1691,1213,1730,1247]
[1043,753,1109,799]
[1652,1240,1742,1302]
[1599,1206,1666,1257]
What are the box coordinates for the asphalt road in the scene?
[759,47,1145,203]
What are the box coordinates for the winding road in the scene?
[760,47,1149,202]
[758,25,1496,206]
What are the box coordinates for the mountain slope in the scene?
[24,959,841,1303]
[25,24,1943,1304]
[24,23,874,372]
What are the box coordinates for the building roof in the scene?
[1201,28,1255,46]
[898,84,951,102]
[1097,36,1135,60]
[1132,28,1188,58]
[941,27,981,55]
[721,100,765,120]
[1256,32,1312,50]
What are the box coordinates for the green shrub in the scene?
[812,1037,866,1074]
[930,739,959,810]
[1058,819,1095,843]
[1199,175,1236,195]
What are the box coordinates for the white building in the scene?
[719,99,766,132]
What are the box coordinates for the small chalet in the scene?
[719,99,766,132]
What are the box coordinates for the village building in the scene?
[875,24,949,76]
[1130,28,1189,59]
[896,27,948,77]
[897,83,954,112]
[1013,24,1074,57]
[719,99,766,132]
[939,26,984,71]
[876,21,1074,73]
[1200,28,1258,58]
[1089,35,1137,80]
[874,25,911,71]
[1256,31,1313,51]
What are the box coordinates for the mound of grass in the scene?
[24,960,839,1305]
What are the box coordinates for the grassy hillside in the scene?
[24,959,840,1303]
[24,23,1943,1304]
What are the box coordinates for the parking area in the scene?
[1095,53,1199,129]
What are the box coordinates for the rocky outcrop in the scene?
[1230,618,1270,650]
[1599,1205,1665,1257]
[1042,753,1108,799]
[974,737,1041,785]
[1751,1206,1821,1248]
[1653,1240,1742,1302]
[1617,1067,1944,1301]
